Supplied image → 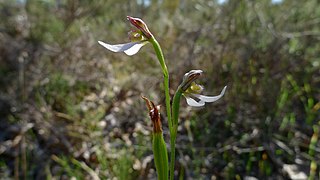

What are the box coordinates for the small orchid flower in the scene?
[98,16,153,56]
[180,70,227,107]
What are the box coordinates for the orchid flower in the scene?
[180,70,227,107]
[98,16,153,56]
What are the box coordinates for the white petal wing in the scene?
[184,95,205,107]
[124,41,148,56]
[193,86,227,103]
[98,41,147,56]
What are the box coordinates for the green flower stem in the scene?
[169,129,177,180]
[149,37,172,132]
[168,87,183,180]
[170,87,183,180]
[153,132,169,180]
[172,88,183,126]
[150,37,177,180]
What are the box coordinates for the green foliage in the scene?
[113,150,135,180]
[52,155,84,179]
[36,72,89,116]
[0,160,10,179]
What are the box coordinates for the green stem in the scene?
[149,37,172,132]
[150,37,176,180]
[169,127,177,180]
[149,36,185,180]
[172,88,183,126]
[169,87,183,180]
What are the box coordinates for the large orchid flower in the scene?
[98,16,153,56]
[180,70,227,107]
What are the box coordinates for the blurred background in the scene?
[0,0,319,179]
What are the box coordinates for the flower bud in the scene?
[141,96,169,179]
[141,96,162,133]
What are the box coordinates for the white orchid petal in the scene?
[184,95,205,107]
[124,41,148,56]
[98,40,148,56]
[193,86,227,103]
